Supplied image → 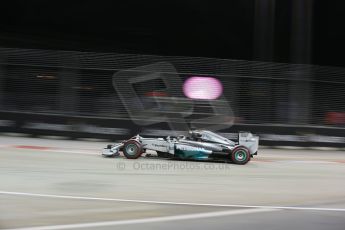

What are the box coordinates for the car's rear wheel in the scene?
[231,147,250,164]
[123,140,143,159]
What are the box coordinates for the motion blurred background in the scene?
[0,0,344,147]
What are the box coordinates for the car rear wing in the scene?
[238,132,259,155]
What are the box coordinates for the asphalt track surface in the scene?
[0,135,345,230]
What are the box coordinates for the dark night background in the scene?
[0,1,344,67]
[0,0,345,145]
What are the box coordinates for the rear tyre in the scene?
[231,147,251,165]
[123,140,143,159]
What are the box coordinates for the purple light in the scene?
[183,76,223,100]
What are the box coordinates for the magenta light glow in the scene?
[183,76,223,100]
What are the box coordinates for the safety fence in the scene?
[0,47,344,147]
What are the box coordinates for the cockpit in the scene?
[188,130,235,146]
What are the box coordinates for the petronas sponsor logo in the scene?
[177,145,206,151]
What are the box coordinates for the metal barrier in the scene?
[0,47,344,146]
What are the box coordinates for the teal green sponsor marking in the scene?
[175,148,209,160]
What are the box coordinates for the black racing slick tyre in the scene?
[123,140,143,159]
[231,146,251,165]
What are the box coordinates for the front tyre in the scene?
[231,147,251,165]
[123,140,143,159]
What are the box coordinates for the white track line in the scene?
[1,191,345,212]
[3,208,275,230]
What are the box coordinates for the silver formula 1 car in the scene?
[102,130,259,164]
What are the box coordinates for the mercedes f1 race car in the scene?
[102,130,259,164]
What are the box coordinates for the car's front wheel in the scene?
[123,140,143,159]
[231,147,251,164]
